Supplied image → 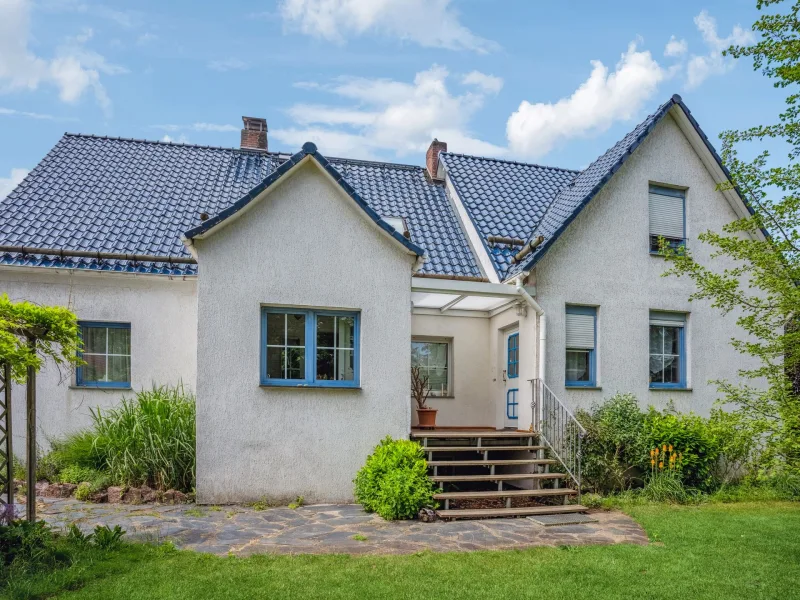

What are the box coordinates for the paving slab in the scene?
[36,497,648,556]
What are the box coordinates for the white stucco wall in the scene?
[0,267,197,454]
[533,113,761,415]
[410,313,491,427]
[193,160,416,504]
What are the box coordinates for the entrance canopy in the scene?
[410,277,531,316]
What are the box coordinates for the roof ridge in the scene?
[327,155,423,171]
[441,151,581,174]
[62,132,293,156]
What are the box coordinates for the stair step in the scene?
[427,459,557,467]
[436,505,587,520]
[412,430,536,439]
[434,488,577,500]
[432,473,566,483]
[423,446,546,452]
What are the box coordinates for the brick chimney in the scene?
[426,139,447,181]
[241,116,268,151]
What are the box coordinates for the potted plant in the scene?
[412,366,437,428]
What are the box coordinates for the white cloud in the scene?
[0,0,125,115]
[0,106,58,120]
[161,134,188,143]
[153,123,238,133]
[0,167,29,200]
[686,10,754,89]
[506,41,668,159]
[207,58,249,72]
[462,71,503,94]
[664,35,688,57]
[136,32,157,45]
[279,0,497,53]
[272,65,505,159]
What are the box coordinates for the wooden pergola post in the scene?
[26,336,37,522]
[0,362,12,518]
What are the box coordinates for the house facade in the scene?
[0,95,763,503]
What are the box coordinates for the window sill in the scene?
[649,387,692,392]
[259,384,362,390]
[69,385,132,391]
[428,395,455,400]
[565,386,602,390]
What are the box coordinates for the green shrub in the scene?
[643,470,694,503]
[57,465,102,485]
[576,393,649,493]
[92,525,125,550]
[50,431,107,471]
[354,437,436,520]
[581,492,603,509]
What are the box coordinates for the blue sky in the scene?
[0,0,785,198]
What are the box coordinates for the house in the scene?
[0,95,764,507]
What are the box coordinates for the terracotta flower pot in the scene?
[417,408,438,429]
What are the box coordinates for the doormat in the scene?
[527,513,599,526]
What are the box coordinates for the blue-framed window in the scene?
[649,185,686,253]
[76,321,131,388]
[649,311,687,388]
[506,388,519,420]
[261,308,360,388]
[411,339,450,396]
[507,333,519,379]
[565,305,596,387]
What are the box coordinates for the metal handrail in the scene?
[530,378,586,494]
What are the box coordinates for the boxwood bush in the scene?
[354,437,436,520]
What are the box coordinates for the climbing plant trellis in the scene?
[0,362,12,522]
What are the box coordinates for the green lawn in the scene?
[6,502,800,600]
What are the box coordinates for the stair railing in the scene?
[530,379,586,495]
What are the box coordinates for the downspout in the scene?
[515,276,546,431]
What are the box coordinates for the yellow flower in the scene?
[655,447,659,455]
[669,444,673,452]
[651,459,655,466]
[650,449,655,458]
[659,461,664,470]
[662,444,667,452]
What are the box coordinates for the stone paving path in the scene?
[37,498,648,556]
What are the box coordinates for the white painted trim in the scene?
[411,276,529,297]
[668,107,766,241]
[412,307,490,319]
[443,174,500,283]
[440,295,467,313]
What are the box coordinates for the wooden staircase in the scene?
[411,429,587,520]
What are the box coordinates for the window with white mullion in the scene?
[77,322,131,386]
[265,312,306,381]
[317,314,356,381]
[411,340,449,396]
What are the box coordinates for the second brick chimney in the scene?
[241,116,268,151]
[426,139,447,181]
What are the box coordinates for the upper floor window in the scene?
[565,305,596,387]
[261,308,360,387]
[649,311,686,388]
[411,339,450,397]
[649,185,685,253]
[76,322,131,388]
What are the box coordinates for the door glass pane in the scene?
[83,354,106,382]
[337,316,355,349]
[317,315,335,348]
[316,349,334,380]
[107,328,130,355]
[286,314,306,346]
[266,347,285,379]
[266,313,285,346]
[566,350,590,382]
[83,327,106,354]
[336,349,354,381]
[107,355,131,383]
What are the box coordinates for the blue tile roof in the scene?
[508,94,748,278]
[439,152,578,276]
[0,134,481,277]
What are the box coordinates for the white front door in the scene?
[503,329,520,429]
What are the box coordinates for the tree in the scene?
[663,0,800,472]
